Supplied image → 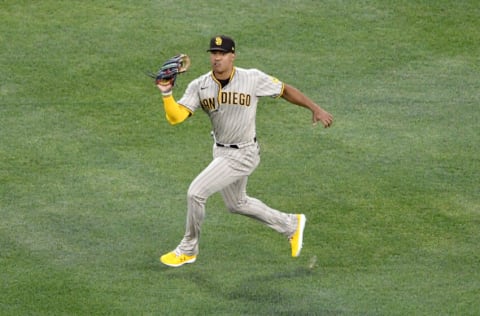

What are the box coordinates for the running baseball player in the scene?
[155,35,333,267]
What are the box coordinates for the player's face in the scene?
[210,51,235,79]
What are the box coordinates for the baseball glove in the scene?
[148,54,191,86]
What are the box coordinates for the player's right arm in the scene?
[156,84,192,125]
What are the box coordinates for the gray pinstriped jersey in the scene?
[178,67,284,145]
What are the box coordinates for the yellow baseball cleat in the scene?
[289,214,306,257]
[160,250,197,267]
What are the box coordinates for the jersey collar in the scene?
[211,67,236,83]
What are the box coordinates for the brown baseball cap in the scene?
[207,35,235,53]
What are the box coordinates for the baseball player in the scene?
[156,35,333,267]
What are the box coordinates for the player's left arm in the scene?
[281,83,333,128]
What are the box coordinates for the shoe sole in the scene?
[293,214,306,257]
[160,256,196,268]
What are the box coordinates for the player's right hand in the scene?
[156,82,173,94]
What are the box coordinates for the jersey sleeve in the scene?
[177,77,202,112]
[253,69,284,98]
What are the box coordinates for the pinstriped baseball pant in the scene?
[176,143,298,255]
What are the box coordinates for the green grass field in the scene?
[1,1,479,315]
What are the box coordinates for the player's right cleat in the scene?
[289,214,306,257]
[160,250,197,267]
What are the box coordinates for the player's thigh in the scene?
[220,176,248,208]
[188,156,241,198]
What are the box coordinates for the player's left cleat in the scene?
[160,250,197,267]
[289,214,306,257]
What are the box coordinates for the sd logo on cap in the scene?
[207,35,235,53]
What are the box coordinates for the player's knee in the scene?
[187,187,206,204]
[187,190,199,202]
[225,199,246,214]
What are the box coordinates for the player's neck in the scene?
[213,67,234,81]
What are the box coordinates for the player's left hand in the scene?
[312,108,333,128]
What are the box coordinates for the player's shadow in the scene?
[163,265,343,315]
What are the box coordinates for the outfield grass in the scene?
[1,1,479,315]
